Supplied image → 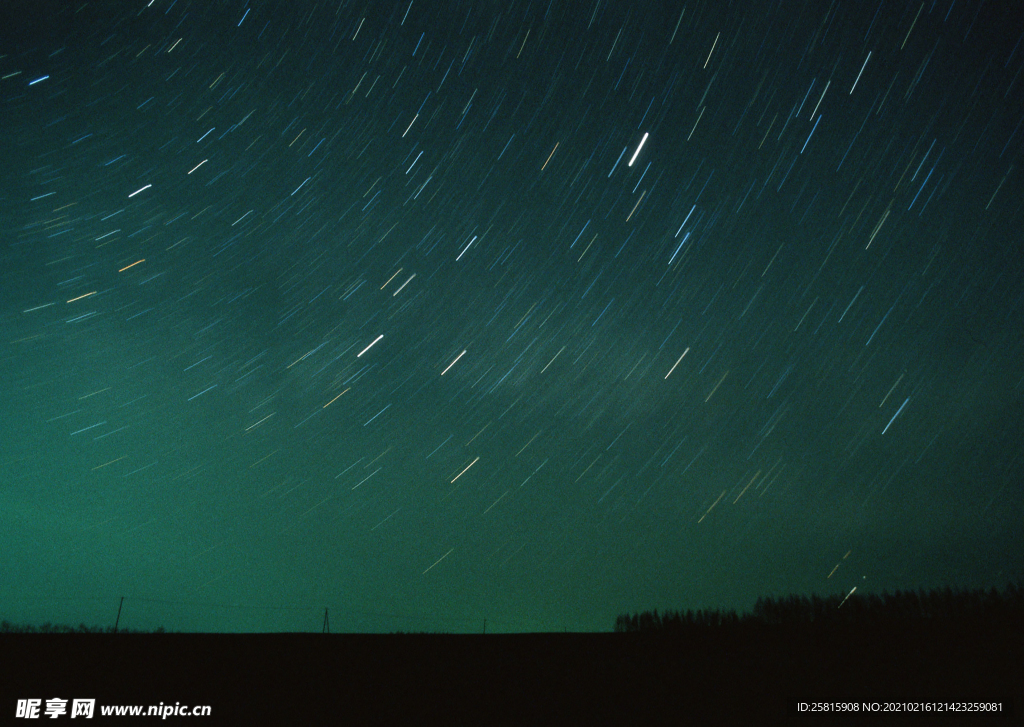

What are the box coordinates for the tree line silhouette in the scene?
[4,583,1020,634]
[0,620,167,634]
[614,583,1024,632]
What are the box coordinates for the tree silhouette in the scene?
[616,582,1023,632]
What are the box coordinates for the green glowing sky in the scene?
[1,0,1022,632]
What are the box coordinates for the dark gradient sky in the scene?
[2,0,1022,633]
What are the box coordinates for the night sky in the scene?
[2,0,1022,633]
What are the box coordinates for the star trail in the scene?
[1,0,1022,633]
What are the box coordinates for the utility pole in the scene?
[113,596,124,633]
[322,607,329,634]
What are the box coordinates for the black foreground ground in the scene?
[2,619,1021,725]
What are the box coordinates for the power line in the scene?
[5,594,563,633]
